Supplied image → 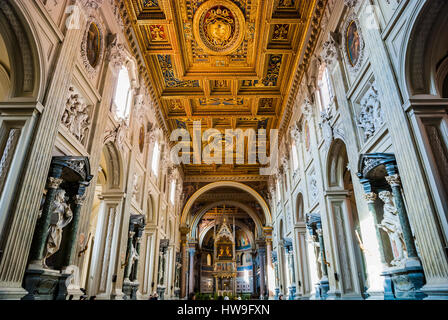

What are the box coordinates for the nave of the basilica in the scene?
[0,0,448,301]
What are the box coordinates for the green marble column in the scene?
[131,237,142,281]
[124,231,135,281]
[29,165,64,265]
[62,181,89,267]
[258,246,267,299]
[316,225,328,277]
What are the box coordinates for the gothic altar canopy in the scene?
[213,219,237,295]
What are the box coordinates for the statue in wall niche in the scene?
[378,191,406,267]
[43,189,73,268]
[130,241,140,268]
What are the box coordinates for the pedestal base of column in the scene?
[274,288,280,300]
[0,286,28,300]
[61,266,83,300]
[157,286,166,300]
[326,289,341,300]
[288,285,296,300]
[174,288,181,298]
[421,283,448,300]
[316,277,329,300]
[365,289,385,300]
[123,280,139,300]
[382,261,426,300]
[22,266,70,300]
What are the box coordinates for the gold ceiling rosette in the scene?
[193,0,245,55]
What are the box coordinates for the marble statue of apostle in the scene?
[43,189,73,268]
[378,191,406,267]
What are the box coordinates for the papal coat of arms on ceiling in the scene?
[193,0,245,55]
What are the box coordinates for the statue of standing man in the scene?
[43,189,73,268]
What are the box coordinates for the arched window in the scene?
[151,141,160,176]
[207,253,212,266]
[170,180,176,205]
[113,66,132,120]
[291,143,299,171]
[276,180,281,201]
[318,66,334,111]
[240,252,245,265]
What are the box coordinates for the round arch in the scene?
[326,139,348,189]
[198,219,256,250]
[401,0,448,98]
[102,141,124,191]
[295,193,305,223]
[181,181,272,228]
[190,200,264,239]
[0,0,45,101]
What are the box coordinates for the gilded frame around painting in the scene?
[81,16,105,78]
[342,14,365,73]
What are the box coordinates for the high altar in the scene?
[213,219,236,296]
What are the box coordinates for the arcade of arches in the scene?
[0,0,448,300]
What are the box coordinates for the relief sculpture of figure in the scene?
[378,191,406,267]
[43,189,73,268]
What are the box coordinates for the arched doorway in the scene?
[81,142,125,299]
[325,139,368,299]
[294,192,315,298]
[180,182,272,299]
[0,0,46,298]
[403,0,448,250]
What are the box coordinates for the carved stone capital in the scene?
[302,98,314,119]
[386,174,401,188]
[290,121,302,145]
[344,0,358,8]
[107,34,127,71]
[47,177,64,189]
[364,192,377,204]
[321,33,339,67]
[74,194,87,205]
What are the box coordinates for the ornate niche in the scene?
[193,0,245,55]
[24,157,92,300]
[342,14,365,73]
[81,16,105,78]
[123,214,146,300]
[61,86,93,147]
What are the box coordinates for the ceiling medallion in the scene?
[193,0,245,55]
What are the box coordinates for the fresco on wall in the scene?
[346,20,361,67]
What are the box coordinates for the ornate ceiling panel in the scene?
[124,0,323,180]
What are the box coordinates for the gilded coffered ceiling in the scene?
[123,0,325,181]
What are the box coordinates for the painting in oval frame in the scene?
[86,22,101,68]
[346,20,361,67]
[139,125,145,153]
